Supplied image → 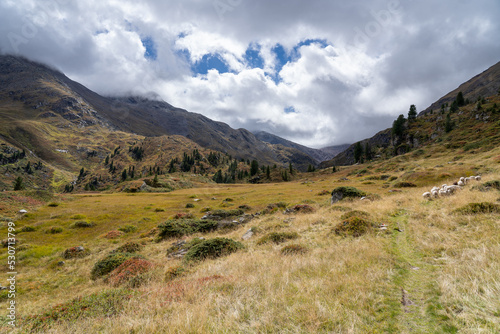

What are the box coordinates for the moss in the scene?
[331,186,367,203]
[62,246,90,259]
[45,226,63,234]
[118,225,137,233]
[183,238,244,262]
[185,203,195,208]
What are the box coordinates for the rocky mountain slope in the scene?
[254,131,349,163]
[0,55,316,175]
[320,60,500,168]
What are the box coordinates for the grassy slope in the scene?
[0,139,498,333]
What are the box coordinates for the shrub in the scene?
[205,209,244,220]
[257,232,299,245]
[281,244,308,255]
[165,265,186,281]
[91,252,143,280]
[172,212,194,219]
[393,182,417,188]
[103,230,123,239]
[47,202,60,207]
[185,203,195,208]
[107,258,153,287]
[71,221,95,228]
[285,204,315,214]
[238,205,251,211]
[184,238,244,262]
[340,210,371,220]
[118,225,137,233]
[154,208,165,212]
[157,219,218,240]
[70,214,86,220]
[317,190,330,196]
[111,242,143,254]
[62,246,90,259]
[452,202,500,215]
[23,289,134,332]
[330,186,367,203]
[46,226,63,234]
[472,180,500,192]
[21,226,36,232]
[334,217,374,237]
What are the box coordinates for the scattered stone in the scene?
[379,224,388,230]
[57,261,65,266]
[19,209,28,214]
[241,228,254,240]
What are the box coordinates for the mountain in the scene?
[420,61,500,116]
[320,60,500,168]
[254,131,349,163]
[0,55,316,172]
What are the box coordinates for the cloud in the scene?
[0,0,499,148]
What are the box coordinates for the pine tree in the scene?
[121,169,127,181]
[289,162,293,174]
[250,160,259,176]
[408,105,417,122]
[392,114,407,138]
[13,177,24,191]
[445,113,454,133]
[456,91,465,107]
[266,166,270,179]
[354,142,364,163]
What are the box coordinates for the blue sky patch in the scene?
[244,45,264,69]
[192,54,230,75]
[141,37,157,60]
[284,106,297,114]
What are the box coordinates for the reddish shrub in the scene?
[107,258,154,287]
[102,230,123,239]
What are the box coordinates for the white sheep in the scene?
[457,180,465,187]
[431,190,439,198]
[422,192,432,199]
[445,185,462,195]
[431,186,440,193]
[475,176,482,181]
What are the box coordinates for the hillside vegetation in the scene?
[0,136,499,333]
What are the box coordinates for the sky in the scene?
[1,0,499,148]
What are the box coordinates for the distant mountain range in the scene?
[0,55,343,172]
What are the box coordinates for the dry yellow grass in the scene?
[1,146,499,333]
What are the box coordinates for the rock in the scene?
[0,286,7,290]
[19,209,28,214]
[76,246,84,252]
[57,261,65,266]
[241,229,254,240]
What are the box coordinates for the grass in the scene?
[0,143,499,333]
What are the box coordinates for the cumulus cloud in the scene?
[0,0,499,148]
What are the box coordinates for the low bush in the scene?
[21,226,36,232]
[46,226,63,234]
[47,202,60,207]
[107,258,154,287]
[184,238,244,262]
[340,210,371,220]
[285,204,316,214]
[118,225,137,233]
[472,180,500,192]
[70,214,86,220]
[111,242,143,254]
[330,186,367,203]
[71,221,95,228]
[158,219,218,240]
[334,216,374,237]
[62,246,90,259]
[257,232,299,245]
[393,182,417,188]
[452,202,500,215]
[281,244,308,255]
[185,203,195,208]
[103,230,123,239]
[165,265,187,281]
[172,212,194,219]
[91,252,143,280]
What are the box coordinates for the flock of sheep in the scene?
[423,175,481,199]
